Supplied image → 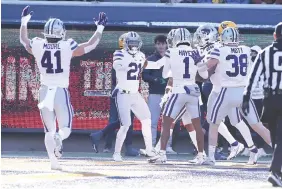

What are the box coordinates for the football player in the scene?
[195,24,261,161]
[112,31,162,161]
[148,28,208,164]
[90,32,139,157]
[204,27,272,165]
[154,29,205,162]
[20,6,107,170]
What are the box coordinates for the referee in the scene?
[243,22,282,187]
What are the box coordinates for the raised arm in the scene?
[72,12,108,57]
[20,6,33,54]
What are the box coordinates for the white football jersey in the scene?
[209,45,251,88]
[162,45,198,93]
[30,37,78,88]
[197,42,222,92]
[113,49,145,93]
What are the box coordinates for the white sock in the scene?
[235,121,254,148]
[189,130,198,151]
[141,119,153,153]
[58,127,71,140]
[208,145,216,162]
[45,132,58,163]
[218,122,236,145]
[114,126,130,153]
[167,129,173,148]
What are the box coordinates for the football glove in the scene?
[159,92,171,108]
[94,12,108,26]
[242,94,250,116]
[21,6,33,26]
[191,50,205,64]
[184,86,201,97]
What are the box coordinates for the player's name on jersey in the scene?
[179,50,193,56]
[231,47,244,54]
[43,43,61,50]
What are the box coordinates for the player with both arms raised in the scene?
[20,6,107,170]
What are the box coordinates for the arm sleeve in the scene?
[113,50,126,71]
[208,48,220,60]
[162,50,171,79]
[244,52,264,96]
[67,38,78,52]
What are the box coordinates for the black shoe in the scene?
[90,131,103,153]
[268,172,282,187]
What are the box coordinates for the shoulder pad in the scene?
[113,50,124,61]
[113,50,124,57]
[165,49,171,58]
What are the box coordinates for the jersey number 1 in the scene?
[183,57,190,79]
[41,50,63,74]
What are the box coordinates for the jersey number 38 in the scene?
[226,54,247,77]
[41,50,63,74]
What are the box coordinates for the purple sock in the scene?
[231,141,238,146]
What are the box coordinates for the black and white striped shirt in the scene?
[245,41,282,96]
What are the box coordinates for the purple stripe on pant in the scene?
[212,88,227,124]
[210,88,224,122]
[250,99,260,123]
[168,94,179,117]
[63,88,71,128]
[164,94,175,116]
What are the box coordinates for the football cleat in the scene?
[140,149,156,157]
[189,152,207,164]
[227,142,244,160]
[51,159,62,171]
[148,151,167,164]
[113,152,123,162]
[202,158,215,166]
[54,133,63,159]
[241,148,250,157]
[166,147,177,155]
[247,149,259,165]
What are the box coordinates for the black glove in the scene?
[242,94,250,116]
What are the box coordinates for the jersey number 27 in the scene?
[41,50,63,74]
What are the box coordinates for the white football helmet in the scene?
[123,31,142,55]
[172,28,192,47]
[220,27,239,46]
[43,18,66,40]
[194,24,218,47]
[166,29,177,48]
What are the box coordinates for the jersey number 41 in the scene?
[41,50,63,74]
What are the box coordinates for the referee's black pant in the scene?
[263,93,282,174]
